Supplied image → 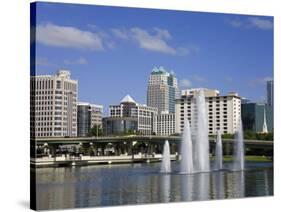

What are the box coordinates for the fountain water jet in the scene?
[193,89,210,172]
[233,117,245,171]
[180,120,194,174]
[160,140,171,173]
[214,131,223,170]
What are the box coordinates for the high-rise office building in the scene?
[77,102,103,137]
[30,70,78,137]
[175,88,241,135]
[241,103,273,133]
[147,66,179,114]
[266,80,274,107]
[104,95,158,135]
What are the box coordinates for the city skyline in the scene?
[33,2,273,115]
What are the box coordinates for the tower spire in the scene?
[262,107,268,133]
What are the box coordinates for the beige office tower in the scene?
[175,88,241,135]
[147,66,179,114]
[30,70,78,137]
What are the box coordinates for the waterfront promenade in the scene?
[31,135,273,168]
[31,153,178,168]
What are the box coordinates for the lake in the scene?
[35,161,273,210]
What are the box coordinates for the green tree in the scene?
[221,133,234,139]
[123,129,135,135]
[244,130,256,140]
[88,125,103,137]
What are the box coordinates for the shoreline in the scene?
[31,155,272,168]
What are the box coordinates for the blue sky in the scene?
[33,2,273,115]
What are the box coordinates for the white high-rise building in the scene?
[175,88,241,135]
[147,66,179,114]
[154,112,175,136]
[108,95,158,135]
[30,70,78,137]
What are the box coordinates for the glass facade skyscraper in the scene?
[267,80,274,107]
[77,102,103,137]
[241,103,273,132]
[77,103,91,137]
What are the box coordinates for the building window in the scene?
[56,80,61,89]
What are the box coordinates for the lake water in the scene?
[35,161,273,210]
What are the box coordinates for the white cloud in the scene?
[228,19,243,28]
[180,79,192,88]
[112,27,192,55]
[248,17,273,30]
[36,57,57,67]
[36,23,104,50]
[36,57,50,66]
[249,76,273,87]
[192,75,206,82]
[153,27,172,40]
[112,28,129,40]
[106,41,116,49]
[225,77,233,82]
[64,57,88,65]
[179,75,207,89]
[227,17,273,30]
[177,47,190,56]
[77,57,88,65]
[130,27,177,55]
[36,23,198,55]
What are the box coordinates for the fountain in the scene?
[160,140,171,173]
[179,89,210,174]
[214,131,223,170]
[233,117,245,171]
[180,120,194,174]
[193,89,210,172]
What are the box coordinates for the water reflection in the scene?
[180,172,211,201]
[225,171,245,198]
[180,174,194,201]
[212,171,225,199]
[160,174,171,202]
[35,162,273,210]
[195,172,210,201]
[264,170,269,196]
